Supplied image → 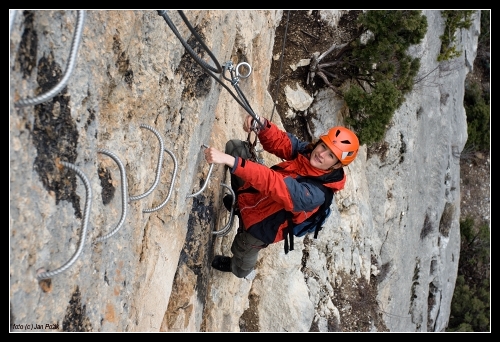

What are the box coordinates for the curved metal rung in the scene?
[16,10,86,108]
[143,148,178,213]
[235,62,252,79]
[129,124,165,202]
[37,161,92,280]
[94,149,128,243]
[187,163,214,199]
[212,183,235,236]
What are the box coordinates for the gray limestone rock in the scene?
[9,10,481,332]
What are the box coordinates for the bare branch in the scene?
[317,60,340,69]
[317,42,348,61]
[355,77,368,92]
[316,71,344,96]
[413,65,439,85]
[300,29,319,40]
[319,68,337,78]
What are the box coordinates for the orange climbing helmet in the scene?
[320,126,359,166]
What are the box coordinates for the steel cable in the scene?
[157,10,263,129]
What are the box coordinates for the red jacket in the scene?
[230,120,346,244]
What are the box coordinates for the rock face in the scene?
[9,10,480,332]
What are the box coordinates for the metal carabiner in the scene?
[222,61,252,86]
[250,116,261,133]
[235,62,252,79]
[221,61,235,83]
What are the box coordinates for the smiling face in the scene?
[309,142,341,170]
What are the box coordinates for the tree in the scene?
[307,10,427,145]
[464,81,490,152]
[438,10,475,61]
[447,217,490,332]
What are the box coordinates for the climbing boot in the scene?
[211,255,232,272]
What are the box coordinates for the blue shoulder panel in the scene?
[283,176,326,212]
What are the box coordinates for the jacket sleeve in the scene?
[231,157,325,212]
[258,120,309,160]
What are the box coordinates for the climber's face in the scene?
[310,142,341,170]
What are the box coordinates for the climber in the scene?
[203,115,359,278]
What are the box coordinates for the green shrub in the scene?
[341,11,427,145]
[345,80,401,145]
[447,217,490,332]
[462,11,490,153]
[438,10,475,61]
[320,10,488,151]
[464,81,490,152]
